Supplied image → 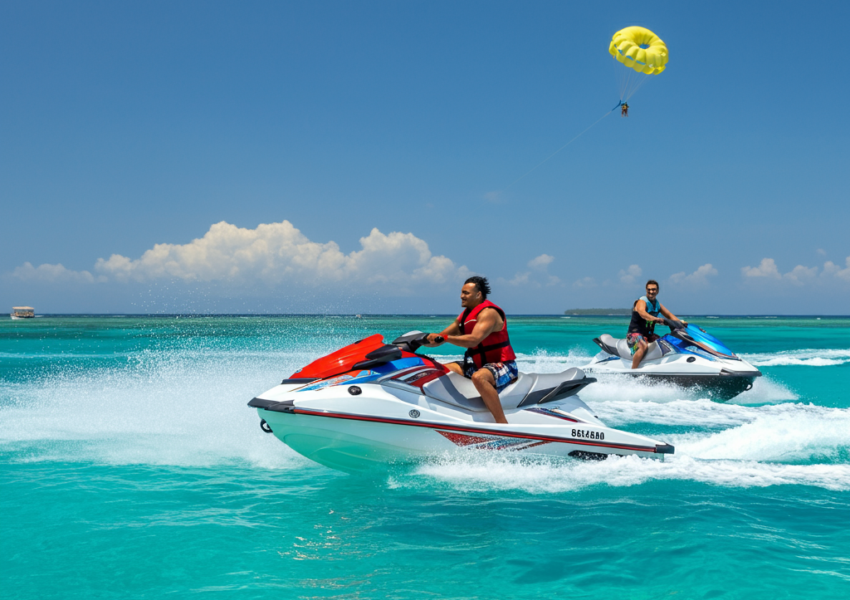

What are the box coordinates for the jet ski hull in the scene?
[253,400,672,473]
[592,371,759,401]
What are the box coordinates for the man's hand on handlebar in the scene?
[425,333,446,347]
[658,317,687,329]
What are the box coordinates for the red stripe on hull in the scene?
[437,430,495,446]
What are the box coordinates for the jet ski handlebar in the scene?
[661,318,687,331]
[391,331,432,353]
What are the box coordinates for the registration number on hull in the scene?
[572,429,604,440]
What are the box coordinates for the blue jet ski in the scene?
[584,320,761,401]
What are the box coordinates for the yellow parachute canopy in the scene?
[609,26,668,75]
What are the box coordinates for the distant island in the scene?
[564,308,630,316]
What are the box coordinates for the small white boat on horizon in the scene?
[10,306,35,320]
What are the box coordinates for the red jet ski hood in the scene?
[291,333,430,380]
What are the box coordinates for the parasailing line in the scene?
[503,25,668,191]
[504,108,615,190]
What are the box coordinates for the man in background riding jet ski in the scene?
[629,279,687,369]
[424,276,517,424]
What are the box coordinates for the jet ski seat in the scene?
[422,368,593,412]
[596,334,664,361]
[422,372,532,412]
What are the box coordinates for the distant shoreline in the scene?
[564,308,630,316]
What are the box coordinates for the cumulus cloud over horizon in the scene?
[742,257,850,286]
[501,254,561,288]
[12,220,470,294]
[12,262,104,284]
[670,263,718,287]
[823,257,850,282]
[618,264,642,285]
[528,254,554,270]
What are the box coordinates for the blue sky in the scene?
[2,1,849,314]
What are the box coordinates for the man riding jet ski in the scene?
[627,280,685,370]
[583,282,761,400]
[248,330,675,473]
[423,276,517,423]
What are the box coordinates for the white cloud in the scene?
[528,254,554,270]
[669,264,718,287]
[573,276,597,288]
[619,264,642,285]
[506,272,530,286]
[15,221,469,293]
[784,265,818,286]
[502,254,560,288]
[823,257,850,282]
[742,258,781,280]
[742,257,850,286]
[574,264,642,289]
[817,248,827,256]
[12,262,102,284]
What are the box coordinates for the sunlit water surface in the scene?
[2,315,849,598]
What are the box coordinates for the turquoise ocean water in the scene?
[2,315,849,598]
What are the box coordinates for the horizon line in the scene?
[7,313,850,318]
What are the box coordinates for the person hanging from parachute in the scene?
[499,26,669,189]
[609,26,668,117]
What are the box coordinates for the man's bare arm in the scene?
[659,304,686,324]
[443,308,500,348]
[425,321,462,346]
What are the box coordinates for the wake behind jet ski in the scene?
[248,331,674,473]
[584,319,761,401]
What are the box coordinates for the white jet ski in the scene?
[248,331,674,473]
[584,320,761,401]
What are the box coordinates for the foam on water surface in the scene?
[0,345,315,469]
[741,348,850,367]
[396,399,850,493]
[402,453,850,494]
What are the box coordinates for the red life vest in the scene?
[457,300,516,368]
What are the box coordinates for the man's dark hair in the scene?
[646,279,659,290]
[465,276,491,299]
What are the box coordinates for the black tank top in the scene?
[628,296,661,336]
